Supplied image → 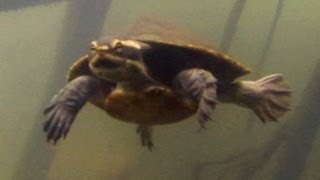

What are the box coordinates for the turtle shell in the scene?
[69,18,251,85]
[64,19,252,125]
[67,55,116,110]
[124,18,251,86]
[67,55,91,82]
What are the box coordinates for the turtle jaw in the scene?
[88,51,150,84]
[90,52,127,69]
[89,52,128,82]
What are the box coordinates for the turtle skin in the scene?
[43,20,291,150]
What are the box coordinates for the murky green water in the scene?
[0,0,319,179]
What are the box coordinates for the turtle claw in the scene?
[136,125,153,151]
[43,91,77,144]
[43,76,101,144]
[197,94,219,129]
[238,74,291,123]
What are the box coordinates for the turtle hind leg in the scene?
[174,69,219,128]
[136,125,153,151]
[230,74,291,123]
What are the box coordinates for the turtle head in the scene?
[90,38,150,60]
[88,38,150,83]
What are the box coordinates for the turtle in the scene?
[43,20,291,150]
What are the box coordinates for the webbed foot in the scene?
[43,76,104,144]
[136,125,153,151]
[44,97,75,144]
[236,74,291,122]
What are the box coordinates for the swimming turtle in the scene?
[43,21,291,150]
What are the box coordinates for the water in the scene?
[0,0,319,179]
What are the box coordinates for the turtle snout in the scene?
[90,53,127,69]
[90,41,109,52]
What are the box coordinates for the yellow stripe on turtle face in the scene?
[111,39,142,50]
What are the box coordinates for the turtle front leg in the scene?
[173,69,218,128]
[43,76,113,144]
[136,125,153,151]
[225,74,291,123]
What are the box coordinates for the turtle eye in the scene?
[111,39,124,50]
[114,41,123,49]
[90,41,98,51]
